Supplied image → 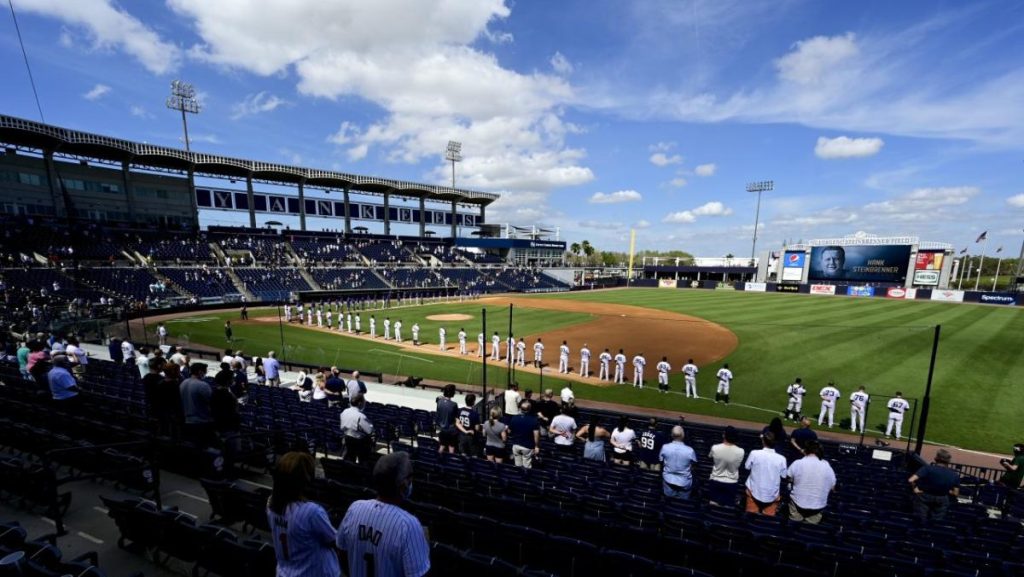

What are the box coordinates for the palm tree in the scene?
[570,242,581,265]
[581,240,595,265]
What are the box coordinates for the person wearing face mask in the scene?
[267,452,339,577]
[336,452,430,577]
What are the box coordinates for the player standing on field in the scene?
[369,315,376,338]
[632,352,647,388]
[614,349,627,384]
[579,344,591,377]
[784,378,806,421]
[516,338,526,366]
[598,348,612,381]
[656,357,671,393]
[682,359,699,398]
[491,332,501,361]
[477,332,485,358]
[411,323,420,346]
[533,338,545,368]
[886,392,911,439]
[458,328,467,355]
[715,364,733,404]
[850,386,869,434]
[438,327,446,351]
[558,341,570,374]
[383,317,391,340]
[818,382,841,428]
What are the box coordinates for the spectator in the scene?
[107,337,123,365]
[610,416,636,466]
[264,351,281,386]
[481,408,508,463]
[230,361,248,398]
[560,383,575,405]
[211,372,241,436]
[135,347,151,378]
[47,354,80,406]
[708,426,745,507]
[660,426,697,499]
[791,417,817,454]
[180,363,214,446]
[325,366,346,400]
[455,393,480,456]
[908,448,960,524]
[214,362,234,389]
[267,452,340,577]
[636,418,668,471]
[509,400,540,469]
[548,404,578,449]
[503,383,522,423]
[336,452,430,577]
[998,443,1024,489]
[745,431,789,516]
[311,372,328,403]
[16,340,31,379]
[534,389,560,436]
[340,398,374,463]
[764,417,789,454]
[787,440,836,524]
[577,419,610,463]
[435,384,459,453]
[347,370,367,403]
[253,356,266,386]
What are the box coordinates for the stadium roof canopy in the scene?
[0,114,499,206]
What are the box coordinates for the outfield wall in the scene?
[716,281,1024,306]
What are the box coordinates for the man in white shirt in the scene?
[850,386,870,434]
[744,431,789,516]
[504,384,522,419]
[548,406,577,447]
[708,426,745,507]
[656,357,671,393]
[682,359,699,398]
[787,440,836,524]
[560,384,575,405]
[632,353,647,388]
[458,328,467,355]
[383,317,391,340]
[515,338,526,366]
[886,391,911,439]
[121,339,135,364]
[715,364,734,405]
[439,327,447,351]
[135,349,151,378]
[477,333,485,358]
[393,320,403,343]
[558,341,570,374]
[533,338,544,368]
[818,382,841,428]
[598,349,612,381]
[614,349,627,384]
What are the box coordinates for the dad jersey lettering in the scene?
[358,524,383,546]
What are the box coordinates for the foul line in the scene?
[367,349,435,363]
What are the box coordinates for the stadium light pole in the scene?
[445,140,462,188]
[166,80,201,152]
[747,181,774,266]
[914,324,941,456]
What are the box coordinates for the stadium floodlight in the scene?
[746,180,774,265]
[445,140,462,188]
[166,80,201,152]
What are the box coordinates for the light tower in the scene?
[445,140,462,188]
[746,180,774,265]
[166,80,201,151]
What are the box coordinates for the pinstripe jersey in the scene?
[267,501,340,577]
[337,499,430,577]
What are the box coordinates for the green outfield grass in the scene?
[144,290,1024,453]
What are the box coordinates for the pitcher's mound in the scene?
[426,313,473,321]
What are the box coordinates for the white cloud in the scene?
[550,51,573,75]
[663,211,696,224]
[649,141,676,152]
[775,32,859,85]
[815,136,885,159]
[17,0,180,74]
[864,186,980,214]
[83,83,111,100]
[1007,194,1024,208]
[772,207,859,227]
[129,105,152,118]
[589,190,642,204]
[694,163,717,176]
[692,201,733,217]
[649,152,682,167]
[669,177,688,188]
[633,219,651,229]
[230,91,288,119]
[189,133,221,145]
[58,26,74,47]
[579,219,619,229]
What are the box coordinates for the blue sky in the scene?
[2,0,1023,255]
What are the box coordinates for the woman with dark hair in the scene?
[577,419,610,463]
[609,415,636,466]
[764,417,789,455]
[267,452,339,576]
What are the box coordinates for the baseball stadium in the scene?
[2,3,1024,577]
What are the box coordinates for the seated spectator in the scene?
[660,426,697,500]
[267,452,340,577]
[908,448,959,524]
[47,354,80,406]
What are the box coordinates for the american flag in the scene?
[959,247,967,254]
[976,231,988,243]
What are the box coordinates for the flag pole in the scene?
[957,256,967,290]
[974,236,988,291]
[992,257,1003,292]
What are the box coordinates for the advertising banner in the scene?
[744,282,767,292]
[715,283,736,291]
[775,284,800,292]
[915,251,945,270]
[905,288,918,300]
[979,293,1017,305]
[658,279,678,289]
[931,290,964,302]
[810,284,836,295]
[886,287,908,299]
[782,251,806,281]
[809,245,912,283]
[847,286,876,297]
[913,270,941,286]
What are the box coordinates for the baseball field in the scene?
[134,288,1024,453]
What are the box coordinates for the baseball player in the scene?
[283,305,292,323]
[346,312,353,334]
[715,364,733,404]
[491,332,501,361]
[354,313,361,334]
[439,327,447,351]
[533,338,545,368]
[383,317,391,340]
[458,328,467,355]
[369,315,377,338]
[784,378,806,421]
[558,341,570,374]
[850,386,870,434]
[632,352,647,388]
[886,392,911,439]
[411,323,420,345]
[316,307,323,327]
[682,359,699,398]
[580,344,591,377]
[306,307,313,326]
[507,335,515,365]
[656,356,671,393]
[598,348,612,381]
[477,332,485,357]
[297,303,304,324]
[614,349,627,384]
[325,309,333,329]
[516,338,527,366]
[818,382,841,428]
[394,319,403,343]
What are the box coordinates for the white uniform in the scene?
[306,309,313,326]
[656,360,671,389]
[516,340,526,366]
[121,340,135,361]
[411,323,420,345]
[886,397,911,439]
[439,327,447,351]
[297,304,304,323]
[716,367,733,396]
[354,314,361,333]
[580,347,591,377]
[458,330,467,355]
[346,313,353,334]
[786,382,807,418]
[370,317,377,338]
[507,338,515,364]
[818,385,841,427]
[683,363,699,398]
[158,325,168,345]
[559,344,570,373]
[850,390,870,433]
[477,333,485,357]
[326,310,333,328]
[284,306,292,323]
[394,321,403,342]
[316,308,323,327]
[533,341,545,366]
[599,351,612,381]
[614,353,627,384]
[383,319,391,340]
[491,335,501,360]
[632,354,646,388]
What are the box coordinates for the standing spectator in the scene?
[503,383,522,423]
[157,322,167,346]
[144,358,176,437]
[135,347,151,378]
[908,448,960,524]
[610,416,636,466]
[107,337,123,365]
[16,340,31,379]
[534,389,559,436]
[509,400,540,469]
[660,426,697,499]
[263,352,281,386]
[791,417,817,454]
[253,356,266,386]
[787,440,836,524]
[999,443,1024,488]
[47,355,80,407]
[336,452,430,577]
[340,398,374,463]
[560,383,575,405]
[435,384,459,454]
[347,371,367,403]
[708,426,745,507]
[763,417,789,455]
[121,339,135,365]
[180,363,214,446]
[267,452,340,577]
[455,393,480,456]
[744,432,789,516]
[481,408,508,463]
[548,405,578,450]
[636,418,668,471]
